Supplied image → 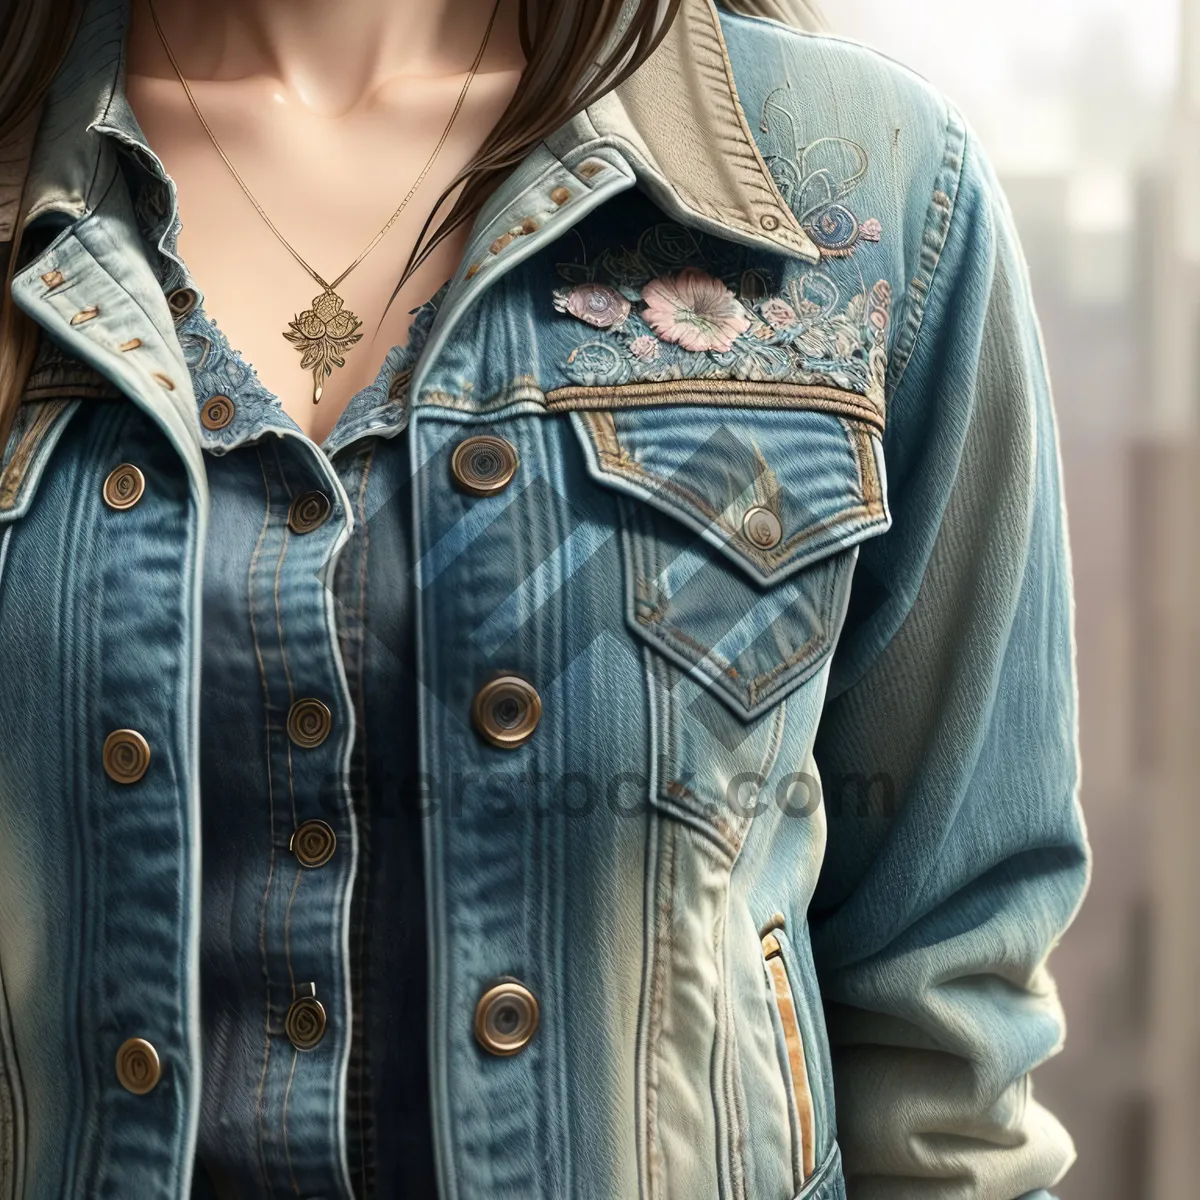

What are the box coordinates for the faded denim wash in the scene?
[0,0,1089,1197]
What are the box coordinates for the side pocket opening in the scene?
[762,929,816,1188]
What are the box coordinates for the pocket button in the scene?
[742,506,783,551]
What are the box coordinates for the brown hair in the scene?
[0,0,824,448]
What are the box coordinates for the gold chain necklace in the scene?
[146,0,500,403]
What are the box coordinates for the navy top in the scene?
[180,298,440,1198]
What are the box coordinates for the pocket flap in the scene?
[570,402,888,585]
[569,400,890,720]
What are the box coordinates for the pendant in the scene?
[283,288,365,404]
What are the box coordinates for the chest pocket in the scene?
[569,397,889,723]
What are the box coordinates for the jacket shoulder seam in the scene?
[886,103,969,396]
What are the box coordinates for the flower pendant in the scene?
[282,288,365,404]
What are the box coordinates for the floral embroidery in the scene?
[553,282,630,329]
[760,298,798,330]
[640,269,751,352]
[553,219,892,408]
[629,335,661,362]
[758,88,883,258]
[860,218,883,243]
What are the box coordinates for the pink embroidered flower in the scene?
[554,282,630,330]
[760,298,799,330]
[859,218,883,242]
[629,335,661,362]
[640,268,751,353]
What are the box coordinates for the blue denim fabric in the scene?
[0,2,1089,1198]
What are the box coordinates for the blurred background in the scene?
[827,2,1198,1197]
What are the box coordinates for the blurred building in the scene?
[1138,1,1200,1194]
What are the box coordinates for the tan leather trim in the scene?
[765,949,817,1185]
[545,379,885,434]
[613,0,820,262]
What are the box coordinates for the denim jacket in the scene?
[0,0,1088,1197]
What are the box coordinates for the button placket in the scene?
[251,442,354,1112]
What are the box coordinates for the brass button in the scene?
[287,490,332,534]
[472,676,541,750]
[290,819,336,868]
[451,436,519,497]
[70,306,99,325]
[287,698,332,748]
[285,985,327,1051]
[577,160,606,180]
[166,287,198,320]
[550,186,571,206]
[760,213,781,231]
[489,232,515,254]
[200,394,235,431]
[742,506,783,551]
[40,269,65,289]
[103,730,151,784]
[115,1037,161,1094]
[103,464,145,511]
[475,982,539,1056]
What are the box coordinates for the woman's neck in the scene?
[131,0,523,117]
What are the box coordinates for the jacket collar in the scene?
[14,0,818,263]
[6,0,821,482]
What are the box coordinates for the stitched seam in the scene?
[249,447,280,1196]
[281,868,304,1195]
[604,445,882,572]
[887,104,968,394]
[546,381,884,432]
[677,0,814,248]
[646,816,676,1200]
[850,423,883,510]
[0,796,21,1200]
[343,444,377,1195]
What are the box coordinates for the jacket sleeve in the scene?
[809,115,1090,1200]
